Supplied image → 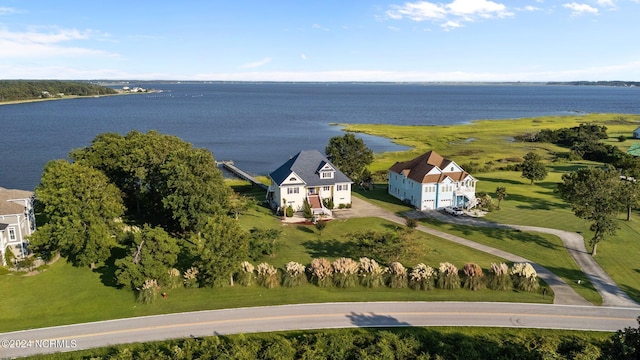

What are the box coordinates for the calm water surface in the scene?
[1,83,639,190]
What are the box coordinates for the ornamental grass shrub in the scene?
[331,257,359,288]
[462,262,486,291]
[387,261,408,289]
[167,268,182,289]
[309,258,333,287]
[358,257,386,288]
[283,261,307,287]
[409,263,436,290]
[256,262,279,289]
[488,262,513,291]
[437,262,461,290]
[236,261,255,286]
[183,267,199,288]
[137,279,159,304]
[511,262,540,292]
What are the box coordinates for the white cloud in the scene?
[0,7,18,15]
[300,53,307,60]
[596,0,616,8]
[311,23,330,31]
[0,27,117,59]
[563,2,599,15]
[387,0,512,29]
[388,25,401,31]
[240,57,272,69]
[522,5,542,11]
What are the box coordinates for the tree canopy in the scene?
[29,160,125,268]
[557,166,623,256]
[0,80,116,102]
[325,133,373,185]
[70,130,229,234]
[521,152,547,184]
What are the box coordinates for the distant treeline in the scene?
[0,80,117,102]
[547,81,640,87]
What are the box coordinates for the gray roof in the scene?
[270,150,352,186]
[0,187,32,216]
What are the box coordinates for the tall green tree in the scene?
[159,147,230,234]
[71,130,229,234]
[29,160,125,268]
[618,178,640,221]
[115,225,180,290]
[325,133,373,185]
[521,152,548,184]
[192,215,249,287]
[495,187,507,209]
[557,167,623,256]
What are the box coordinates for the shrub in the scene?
[183,267,200,288]
[437,262,460,289]
[405,217,418,230]
[487,262,513,291]
[236,261,255,286]
[309,258,333,287]
[462,263,486,291]
[256,262,279,289]
[167,268,182,289]
[137,279,159,304]
[286,206,294,218]
[322,197,334,209]
[387,261,408,289]
[4,246,15,267]
[314,221,327,235]
[358,257,386,288]
[303,199,313,219]
[331,257,359,288]
[282,261,307,287]
[409,263,436,290]
[618,135,627,142]
[511,262,540,292]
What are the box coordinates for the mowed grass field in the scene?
[346,113,640,304]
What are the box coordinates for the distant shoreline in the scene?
[0,90,154,106]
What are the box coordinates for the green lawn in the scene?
[347,114,640,304]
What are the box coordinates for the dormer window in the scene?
[321,171,334,179]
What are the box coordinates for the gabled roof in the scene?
[389,150,472,184]
[270,150,352,186]
[0,187,33,216]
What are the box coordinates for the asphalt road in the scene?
[1,302,639,358]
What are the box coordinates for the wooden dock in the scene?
[217,161,268,190]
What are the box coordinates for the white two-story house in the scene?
[388,151,477,211]
[0,187,36,266]
[267,150,353,215]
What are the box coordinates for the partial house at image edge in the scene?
[388,150,477,211]
[0,187,36,266]
[266,150,352,215]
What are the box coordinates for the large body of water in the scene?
[1,83,639,190]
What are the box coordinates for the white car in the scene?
[445,206,463,216]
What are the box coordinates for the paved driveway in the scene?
[335,197,639,307]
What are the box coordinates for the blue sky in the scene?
[1,0,639,81]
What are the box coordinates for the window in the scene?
[287,187,299,194]
[323,186,330,192]
[8,227,16,241]
[337,184,349,191]
[321,171,334,179]
[289,177,297,182]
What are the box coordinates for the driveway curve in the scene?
[336,197,639,308]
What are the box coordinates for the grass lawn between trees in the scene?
[2,113,639,335]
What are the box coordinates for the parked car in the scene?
[445,206,463,216]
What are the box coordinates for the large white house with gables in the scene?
[388,151,477,211]
[0,187,36,266]
[267,150,352,215]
